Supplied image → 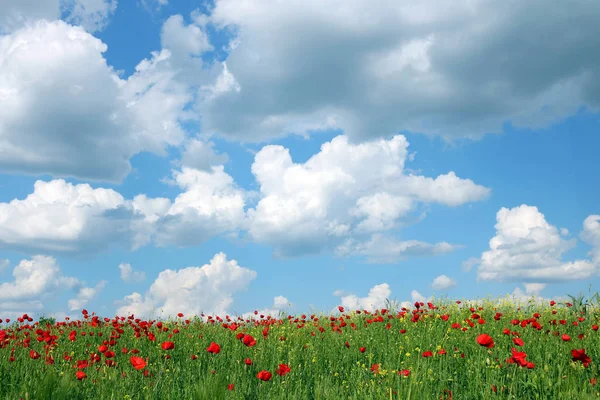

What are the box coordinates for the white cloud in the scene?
[462,257,479,272]
[0,255,80,301]
[197,0,600,144]
[0,0,116,34]
[337,283,392,312]
[160,14,213,82]
[152,166,248,248]
[0,179,152,254]
[510,283,549,305]
[476,205,599,282]
[581,215,600,264]
[431,274,457,291]
[118,263,146,283]
[0,19,208,183]
[335,234,457,264]
[115,252,257,318]
[61,0,117,33]
[68,280,107,311]
[173,138,229,172]
[0,255,83,318]
[239,296,291,319]
[247,134,488,260]
[0,165,248,253]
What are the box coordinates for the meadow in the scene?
[1,295,600,399]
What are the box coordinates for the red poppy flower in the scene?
[256,370,272,381]
[359,347,366,353]
[130,356,146,370]
[398,369,410,377]
[30,350,40,359]
[227,384,235,390]
[476,334,495,348]
[562,334,571,342]
[338,306,344,312]
[422,351,433,358]
[177,313,184,317]
[371,364,380,374]
[244,358,253,365]
[207,342,221,354]
[76,371,87,380]
[276,363,291,376]
[512,338,524,346]
[437,348,447,355]
[572,349,592,367]
[161,341,175,350]
[507,348,529,367]
[242,334,256,347]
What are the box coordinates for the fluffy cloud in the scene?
[239,296,291,319]
[247,134,488,260]
[0,179,150,254]
[336,235,456,264]
[153,166,248,247]
[200,0,600,143]
[0,255,80,301]
[0,255,88,318]
[337,283,392,312]
[61,0,117,33]
[115,252,257,318]
[431,274,457,291]
[336,283,432,312]
[581,215,600,264]
[172,138,229,172]
[0,162,248,253]
[0,19,210,183]
[118,263,146,283]
[474,205,599,282]
[0,0,116,34]
[68,280,107,311]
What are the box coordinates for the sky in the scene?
[0,0,599,322]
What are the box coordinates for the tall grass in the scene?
[1,294,600,399]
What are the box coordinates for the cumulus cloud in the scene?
[115,252,257,318]
[581,215,600,264]
[335,283,434,313]
[247,134,487,260]
[0,19,213,183]
[336,235,457,264]
[475,205,599,282]
[0,179,151,254]
[0,133,483,261]
[0,255,83,318]
[239,296,291,319]
[0,163,248,254]
[61,0,118,33]
[509,283,556,306]
[153,166,247,247]
[172,138,229,172]
[196,0,600,144]
[337,283,392,312]
[68,280,107,311]
[0,0,116,34]
[431,274,457,291]
[118,263,146,283]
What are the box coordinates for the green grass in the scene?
[2,294,600,399]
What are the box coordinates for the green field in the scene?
[1,295,600,399]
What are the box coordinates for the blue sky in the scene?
[1,0,599,321]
